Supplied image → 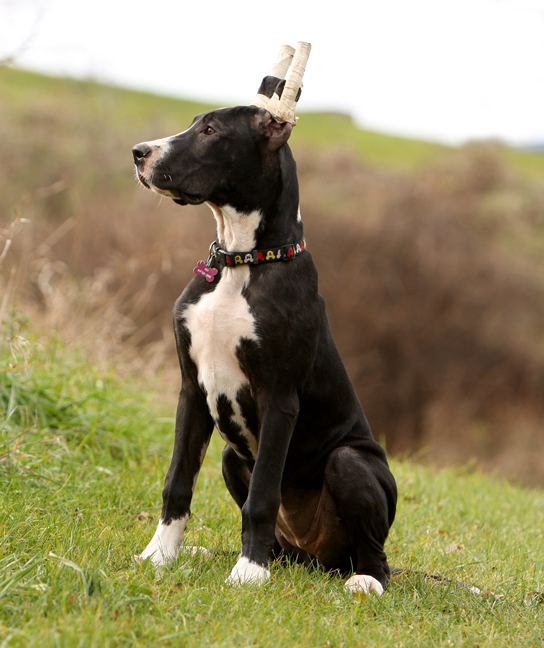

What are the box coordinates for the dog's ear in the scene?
[265,117,293,151]
[253,112,293,151]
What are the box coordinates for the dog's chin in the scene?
[146,182,204,206]
[151,186,177,199]
[171,192,205,206]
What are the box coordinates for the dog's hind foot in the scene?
[226,556,271,586]
[344,574,384,597]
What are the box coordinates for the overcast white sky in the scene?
[2,0,544,145]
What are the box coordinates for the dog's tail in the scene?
[251,42,311,125]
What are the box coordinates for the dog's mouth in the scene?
[137,173,150,189]
[137,171,204,205]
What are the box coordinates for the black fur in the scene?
[133,106,397,589]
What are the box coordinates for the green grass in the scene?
[1,317,543,647]
[293,111,449,171]
[3,66,544,176]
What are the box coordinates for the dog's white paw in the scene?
[134,544,175,567]
[133,551,170,567]
[134,544,211,567]
[344,574,384,597]
[135,517,189,567]
[226,556,270,586]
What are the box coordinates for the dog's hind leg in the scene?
[324,445,397,596]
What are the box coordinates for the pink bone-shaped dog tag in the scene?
[193,260,218,282]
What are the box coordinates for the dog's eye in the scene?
[204,126,216,135]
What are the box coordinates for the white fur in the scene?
[136,135,174,197]
[151,186,177,198]
[136,515,189,566]
[145,124,196,164]
[137,125,197,195]
[344,574,384,596]
[226,556,271,585]
[140,136,172,180]
[184,205,262,458]
[207,204,262,251]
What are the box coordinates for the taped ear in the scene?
[251,42,311,126]
[265,117,293,151]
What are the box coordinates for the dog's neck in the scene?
[206,204,262,251]
[206,147,303,252]
[206,203,303,252]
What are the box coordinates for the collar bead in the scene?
[212,239,306,267]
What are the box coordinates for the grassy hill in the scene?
[3,66,544,175]
[1,65,544,487]
[0,324,543,647]
[1,67,440,171]
[1,64,543,647]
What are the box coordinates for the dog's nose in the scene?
[132,143,152,163]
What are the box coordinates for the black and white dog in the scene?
[132,54,397,596]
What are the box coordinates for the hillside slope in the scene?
[2,66,544,484]
[4,66,544,174]
[1,66,447,172]
[1,323,543,647]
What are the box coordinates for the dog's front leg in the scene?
[227,396,299,585]
[138,383,214,567]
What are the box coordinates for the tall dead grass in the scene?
[301,145,544,483]
[2,72,544,483]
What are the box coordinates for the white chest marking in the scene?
[184,231,261,456]
[185,265,257,403]
[184,205,262,456]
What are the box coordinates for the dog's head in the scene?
[132,42,310,211]
[132,107,293,208]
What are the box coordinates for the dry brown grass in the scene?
[2,71,544,484]
[301,145,544,484]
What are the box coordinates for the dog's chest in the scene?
[184,267,259,459]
